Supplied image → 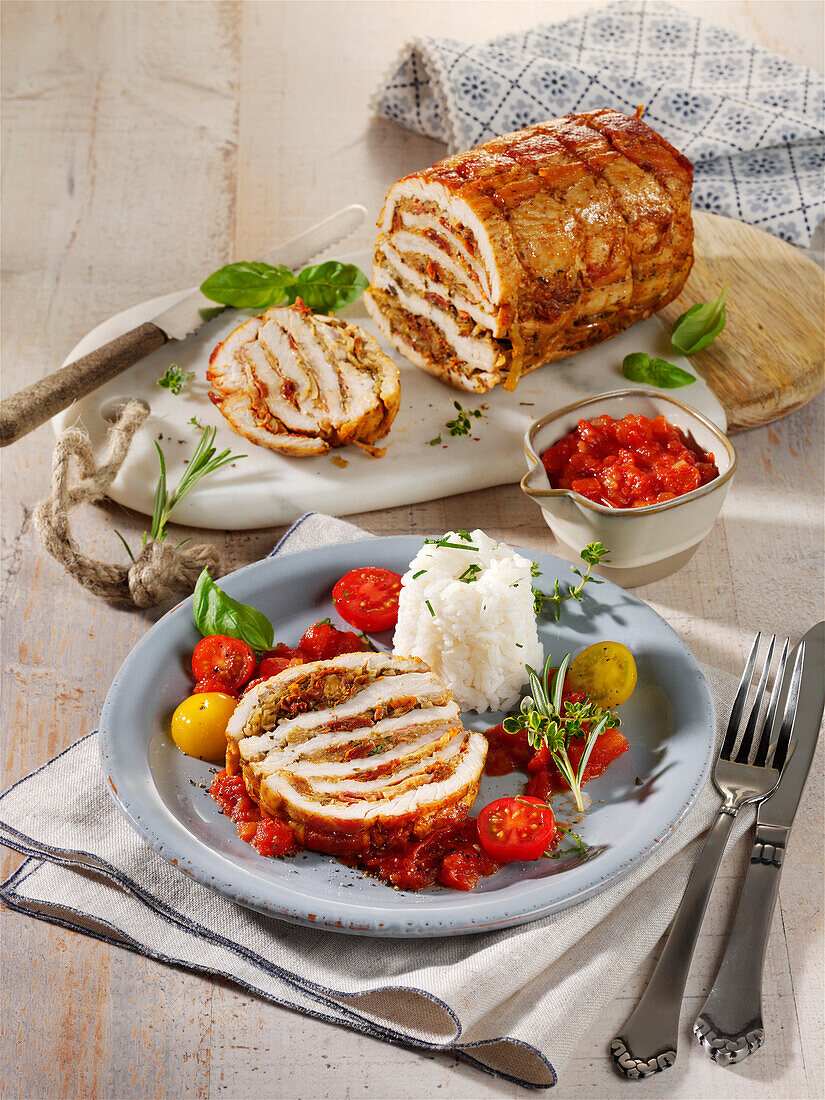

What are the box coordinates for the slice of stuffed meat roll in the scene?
[208,299,401,456]
[225,652,487,857]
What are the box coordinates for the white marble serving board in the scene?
[53,250,726,530]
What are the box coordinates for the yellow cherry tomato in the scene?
[567,642,638,710]
[170,692,237,762]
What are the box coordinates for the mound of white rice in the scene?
[392,528,543,712]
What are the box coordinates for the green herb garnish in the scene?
[423,535,479,551]
[558,826,588,860]
[200,259,369,314]
[671,284,728,354]
[157,364,195,395]
[412,569,427,579]
[188,414,205,431]
[458,564,482,583]
[116,426,243,558]
[446,401,484,437]
[193,568,274,652]
[622,352,695,389]
[425,600,435,617]
[533,542,610,620]
[502,653,619,812]
[428,435,442,446]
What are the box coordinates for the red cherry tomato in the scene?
[477,796,558,863]
[258,655,303,679]
[263,643,304,662]
[299,622,367,662]
[193,677,238,697]
[332,567,403,632]
[192,635,255,693]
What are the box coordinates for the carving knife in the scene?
[0,203,367,447]
[694,621,825,1064]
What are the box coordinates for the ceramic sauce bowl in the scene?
[521,389,737,587]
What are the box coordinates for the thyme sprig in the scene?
[116,427,244,558]
[532,542,610,619]
[446,401,484,437]
[157,363,194,395]
[502,652,619,812]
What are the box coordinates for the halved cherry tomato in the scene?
[258,655,304,679]
[567,641,637,709]
[299,621,367,661]
[192,635,255,693]
[263,643,304,662]
[332,567,403,632]
[477,796,558,863]
[193,676,238,697]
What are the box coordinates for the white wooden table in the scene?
[1,2,823,1096]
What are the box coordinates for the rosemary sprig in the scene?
[502,652,619,812]
[116,427,244,556]
[533,542,610,619]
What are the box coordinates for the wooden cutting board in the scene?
[659,211,824,433]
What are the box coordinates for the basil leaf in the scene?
[670,284,728,354]
[200,261,296,309]
[193,568,274,652]
[287,261,369,313]
[622,352,696,388]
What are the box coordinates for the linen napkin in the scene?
[372,0,825,247]
[0,512,752,1090]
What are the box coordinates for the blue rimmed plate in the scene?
[98,536,714,936]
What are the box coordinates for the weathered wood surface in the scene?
[1,2,823,1098]
[661,212,825,433]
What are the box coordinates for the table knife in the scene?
[694,621,825,1065]
[0,203,367,447]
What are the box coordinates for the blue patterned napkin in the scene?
[373,0,825,246]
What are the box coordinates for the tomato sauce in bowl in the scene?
[540,413,719,509]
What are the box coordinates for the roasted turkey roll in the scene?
[208,300,401,456]
[364,109,694,393]
[225,652,487,857]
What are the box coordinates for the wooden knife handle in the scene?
[0,321,168,447]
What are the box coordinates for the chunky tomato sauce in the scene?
[210,771,298,858]
[210,771,499,891]
[541,413,719,508]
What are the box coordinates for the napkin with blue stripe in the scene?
[0,512,751,1089]
[372,0,824,247]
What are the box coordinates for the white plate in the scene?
[54,252,727,530]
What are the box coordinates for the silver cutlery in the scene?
[609,633,805,1079]
[695,621,824,1064]
[0,203,367,447]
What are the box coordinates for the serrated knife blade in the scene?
[0,203,367,446]
[152,202,368,340]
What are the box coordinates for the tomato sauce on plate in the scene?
[541,413,719,508]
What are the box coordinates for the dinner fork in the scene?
[609,633,805,1079]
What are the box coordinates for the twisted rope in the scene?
[34,400,221,608]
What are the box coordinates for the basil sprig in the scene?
[622,352,696,389]
[193,568,274,652]
[670,284,728,354]
[200,259,368,314]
